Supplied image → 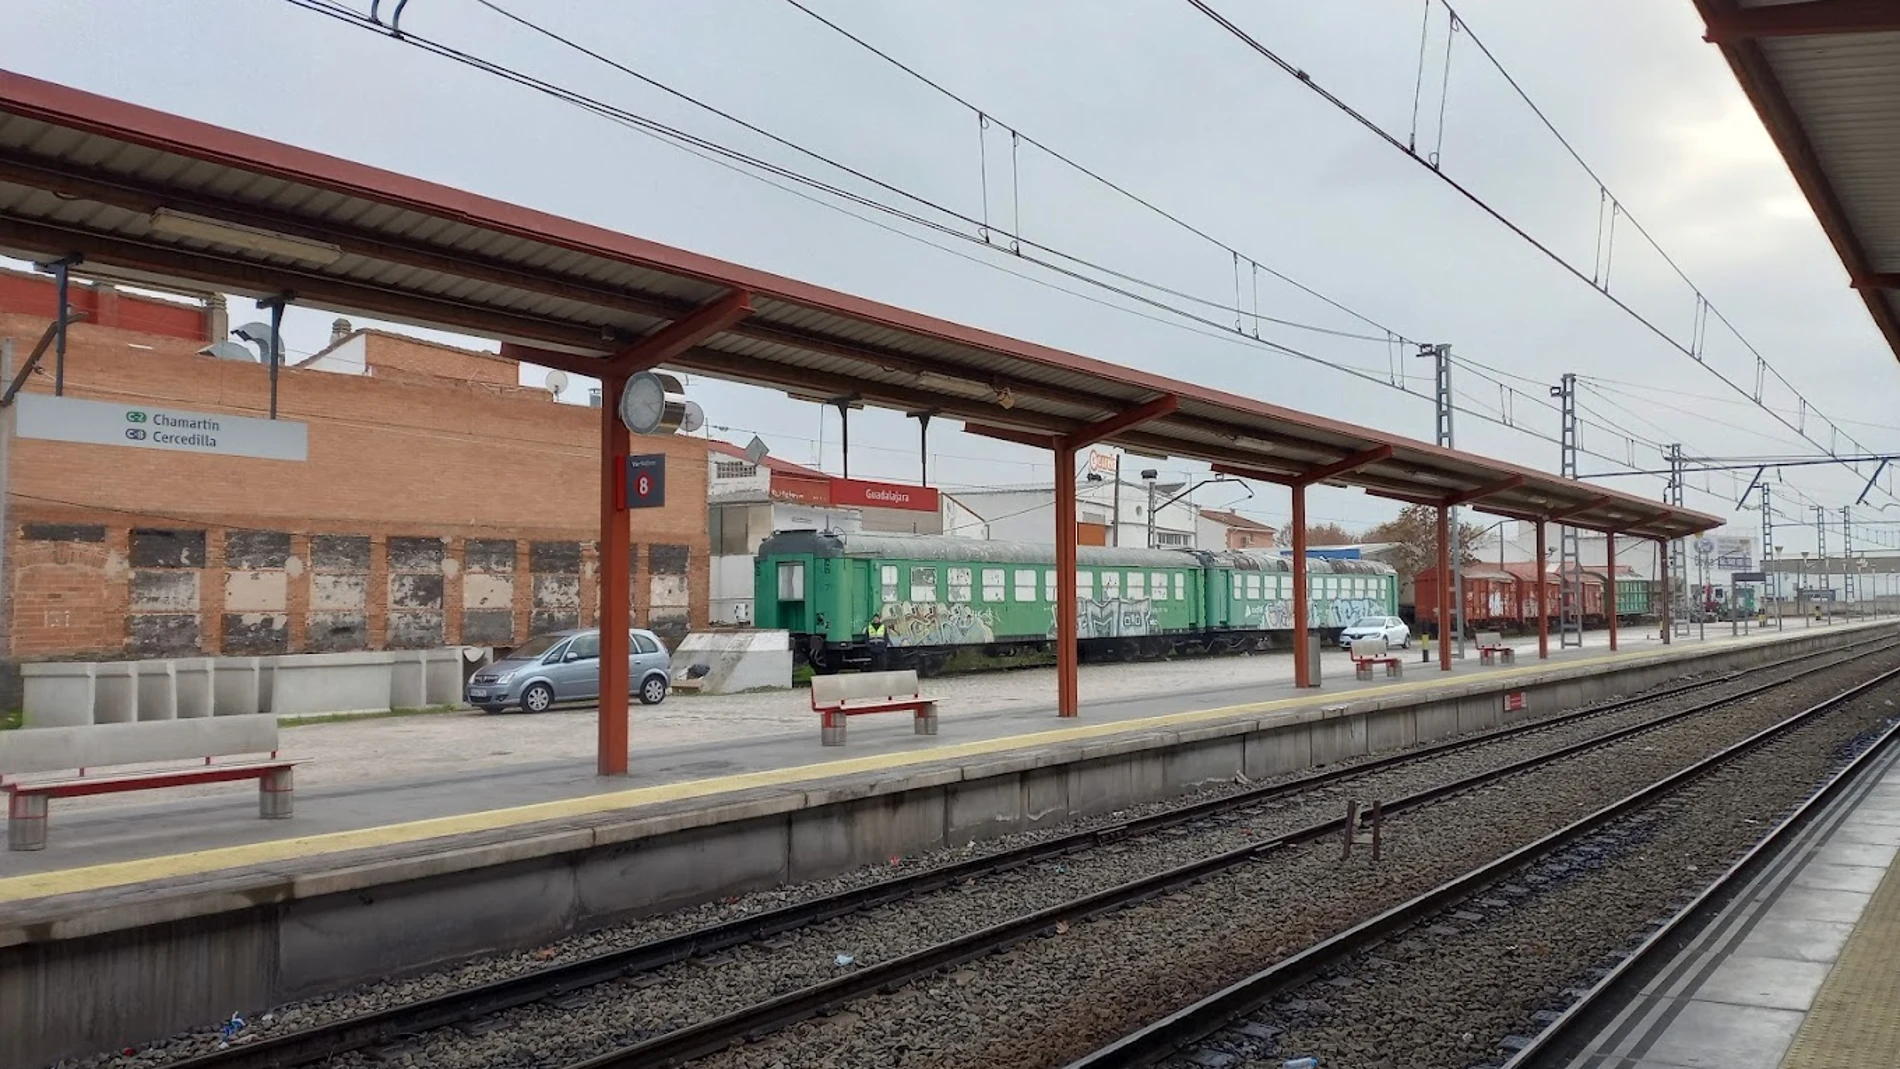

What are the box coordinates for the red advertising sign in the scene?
[829,477,940,513]
[1503,691,1528,713]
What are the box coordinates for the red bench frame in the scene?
[1351,656,1404,679]
[1478,644,1516,665]
[4,757,296,851]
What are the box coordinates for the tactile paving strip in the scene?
[1780,848,1900,1068]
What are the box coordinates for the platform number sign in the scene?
[625,454,666,509]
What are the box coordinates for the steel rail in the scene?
[564,648,1900,1069]
[1061,663,1900,1068]
[166,632,1893,1069]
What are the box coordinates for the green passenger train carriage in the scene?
[754,531,1397,674]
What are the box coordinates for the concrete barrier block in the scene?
[669,630,792,693]
[270,651,396,716]
[93,662,137,725]
[20,663,96,728]
[388,653,426,710]
[1164,735,1245,791]
[1309,715,1368,766]
[424,649,465,705]
[136,662,178,721]
[1022,765,1070,827]
[173,659,214,718]
[575,820,786,918]
[1366,707,1416,752]
[213,658,262,716]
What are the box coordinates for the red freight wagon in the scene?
[1498,563,1561,626]
[1413,569,1520,631]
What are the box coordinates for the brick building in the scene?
[0,269,711,676]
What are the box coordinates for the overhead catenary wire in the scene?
[280,0,1787,517]
[1182,0,1896,508]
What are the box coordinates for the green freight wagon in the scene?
[755,531,1202,673]
[755,531,1400,673]
[1615,577,1653,619]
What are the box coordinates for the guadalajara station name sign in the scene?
[827,477,939,513]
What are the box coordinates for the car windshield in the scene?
[1351,617,1387,628]
[505,634,567,660]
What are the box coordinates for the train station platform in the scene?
[1,619,1892,1069]
[1555,686,1900,1069]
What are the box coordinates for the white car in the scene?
[1340,615,1411,650]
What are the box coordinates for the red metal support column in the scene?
[1607,532,1619,652]
[598,372,632,775]
[1054,446,1080,717]
[1659,538,1672,645]
[1437,505,1452,672]
[1535,520,1549,660]
[1291,483,1311,688]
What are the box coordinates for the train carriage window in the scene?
[982,568,1006,603]
[909,566,938,603]
[1103,572,1121,599]
[1152,571,1169,599]
[948,566,973,603]
[880,565,898,604]
[1247,574,1263,598]
[1232,575,1244,600]
[1174,573,1186,601]
[1044,569,1057,601]
[1014,569,1037,602]
[1077,571,1094,598]
[1127,572,1145,600]
[777,561,805,601]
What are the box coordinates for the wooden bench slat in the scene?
[6,760,296,800]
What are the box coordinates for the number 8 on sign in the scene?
[625,454,666,509]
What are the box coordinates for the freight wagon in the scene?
[1411,564,1655,634]
[753,531,1398,674]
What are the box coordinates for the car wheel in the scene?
[520,682,554,714]
[638,675,668,705]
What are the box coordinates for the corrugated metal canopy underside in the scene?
[0,70,1721,541]
[1694,0,1900,361]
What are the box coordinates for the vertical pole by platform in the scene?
[1437,506,1452,672]
[52,258,70,397]
[1607,532,1619,652]
[1055,445,1080,717]
[1535,520,1549,660]
[1292,483,1311,689]
[1659,538,1672,645]
[598,373,632,775]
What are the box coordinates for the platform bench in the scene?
[809,669,938,746]
[1349,637,1404,681]
[0,714,295,851]
[1476,630,1516,665]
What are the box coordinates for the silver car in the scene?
[467,628,672,713]
[1339,615,1411,650]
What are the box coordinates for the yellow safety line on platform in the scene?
[0,628,1839,904]
[1778,840,1900,1069]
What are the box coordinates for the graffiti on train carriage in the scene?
[1067,597,1158,639]
[880,601,997,647]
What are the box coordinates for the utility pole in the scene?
[1841,506,1855,616]
[1555,373,1584,648]
[1144,469,1159,549]
[1761,483,1781,630]
[1666,444,1687,636]
[1424,343,1464,657]
[1815,505,1830,623]
[1109,452,1121,547]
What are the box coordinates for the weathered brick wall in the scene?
[0,314,711,659]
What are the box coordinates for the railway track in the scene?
[1059,665,1900,1068]
[124,633,1898,1069]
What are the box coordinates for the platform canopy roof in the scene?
[1693,0,1900,362]
[0,70,1721,541]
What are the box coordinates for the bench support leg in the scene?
[821,711,847,747]
[914,707,938,736]
[259,766,295,820]
[8,793,47,851]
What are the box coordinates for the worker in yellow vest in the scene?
[867,615,889,670]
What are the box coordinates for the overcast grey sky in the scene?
[8,1,1896,550]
